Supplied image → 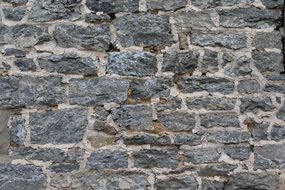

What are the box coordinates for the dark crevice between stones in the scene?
[107,13,116,20]
[107,43,120,52]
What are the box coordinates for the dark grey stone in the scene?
[38,53,98,75]
[3,0,27,5]
[0,164,46,190]
[86,149,128,169]
[198,162,237,176]
[85,13,110,23]
[184,147,220,164]
[240,96,275,113]
[265,83,285,94]
[222,51,234,65]
[186,97,236,110]
[192,0,254,8]
[223,145,251,160]
[113,13,173,47]
[8,115,26,145]
[271,125,285,141]
[69,77,129,106]
[177,76,235,94]
[107,51,157,77]
[162,51,199,74]
[124,134,171,145]
[200,112,240,128]
[252,122,269,141]
[14,58,36,71]
[202,180,224,190]
[2,48,27,57]
[30,108,87,144]
[277,104,285,121]
[252,50,283,74]
[86,0,139,13]
[155,96,182,111]
[226,55,252,76]
[261,0,284,8]
[237,79,261,94]
[49,162,79,173]
[253,31,282,49]
[173,134,202,146]
[54,24,110,51]
[207,131,250,144]
[133,148,179,169]
[155,176,198,190]
[201,49,219,74]
[146,0,187,11]
[3,7,25,21]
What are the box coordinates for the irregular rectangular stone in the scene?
[3,7,25,21]
[3,0,27,5]
[29,0,81,22]
[86,149,128,169]
[226,55,252,76]
[114,13,173,47]
[162,51,199,74]
[198,162,237,176]
[85,13,110,23]
[107,51,157,77]
[49,163,79,173]
[173,134,202,146]
[133,148,179,169]
[155,96,182,111]
[265,83,285,94]
[271,125,285,141]
[0,164,46,190]
[8,115,26,145]
[240,96,275,113]
[261,0,284,8]
[2,48,27,57]
[219,8,282,29]
[186,97,236,110]
[183,147,220,164]
[177,76,235,94]
[38,53,98,75]
[202,180,224,190]
[191,31,247,49]
[200,112,240,128]
[157,111,195,131]
[155,176,198,190]
[192,0,254,8]
[201,49,219,74]
[69,77,129,106]
[207,131,250,144]
[223,145,251,161]
[0,76,64,109]
[252,50,283,74]
[14,58,36,71]
[86,0,139,13]
[237,79,261,94]
[253,31,282,49]
[111,104,153,131]
[54,24,110,51]
[30,108,87,144]
[252,122,269,141]
[124,133,171,145]
[146,0,187,11]
[277,104,285,121]
[225,173,278,190]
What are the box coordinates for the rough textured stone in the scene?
[198,162,237,176]
[200,112,240,128]
[254,144,285,170]
[253,31,282,49]
[237,79,260,94]
[30,108,87,144]
[162,51,199,74]
[240,96,274,113]
[226,55,252,76]
[124,133,171,145]
[107,51,157,77]
[223,145,251,160]
[133,148,179,169]
[38,53,98,75]
[111,105,153,131]
[3,0,27,5]
[277,104,285,121]
[191,31,247,49]
[146,0,187,11]
[157,111,195,131]
[271,125,285,141]
[14,58,36,71]
[265,83,285,94]
[86,150,128,169]
[173,134,201,146]
[177,76,235,94]
[192,0,254,8]
[0,76,64,109]
[54,24,110,51]
[186,97,236,110]
[252,122,269,141]
[184,147,220,164]
[85,13,110,23]
[69,77,129,106]
[3,7,25,21]
[261,0,284,8]
[201,49,219,74]
[8,115,26,145]
[219,8,282,28]
[2,48,27,57]
[202,180,224,190]
[207,131,250,144]
[86,0,139,13]
[155,176,198,190]
[155,96,182,111]
[252,50,283,74]
[113,13,173,47]
[225,173,278,190]
[0,164,46,190]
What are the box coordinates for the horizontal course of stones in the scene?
[0,0,284,189]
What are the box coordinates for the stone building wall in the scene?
[0,0,284,189]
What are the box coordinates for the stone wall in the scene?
[0,0,284,189]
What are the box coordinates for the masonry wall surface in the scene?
[0,0,285,189]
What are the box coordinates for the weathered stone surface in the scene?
[71,170,150,189]
[8,115,26,145]
[38,53,98,75]
[49,163,80,173]
[30,108,87,144]
[14,58,36,71]
[113,13,173,47]
[0,164,46,190]
[155,176,198,190]
[223,145,251,160]
[271,125,285,141]
[107,51,157,77]
[253,31,282,49]
[3,7,25,21]
[265,83,285,94]
[173,134,201,146]
[157,111,195,131]
[240,96,274,113]
[175,10,214,31]
[69,77,129,105]
[219,8,282,28]
[86,149,128,169]
[3,0,27,5]
[207,131,250,144]
[133,148,179,169]
[186,97,236,110]
[237,79,260,94]
[261,0,284,8]
[2,48,27,57]
[54,24,110,51]
[124,133,171,145]
[130,77,172,100]
[85,13,110,23]
[226,55,252,76]
[111,105,153,131]
[87,133,116,148]
[225,173,278,190]
[155,96,182,111]
[146,0,187,11]
[191,31,247,49]
[252,50,283,74]
[184,147,220,164]
[162,51,199,74]
[198,162,237,176]
[86,0,139,13]
[192,0,254,8]
[202,180,224,190]
[177,76,235,94]
[0,76,64,109]
[200,112,240,128]
[277,104,285,121]
[252,122,269,141]
[201,49,219,74]
[0,25,50,48]
[50,174,70,188]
